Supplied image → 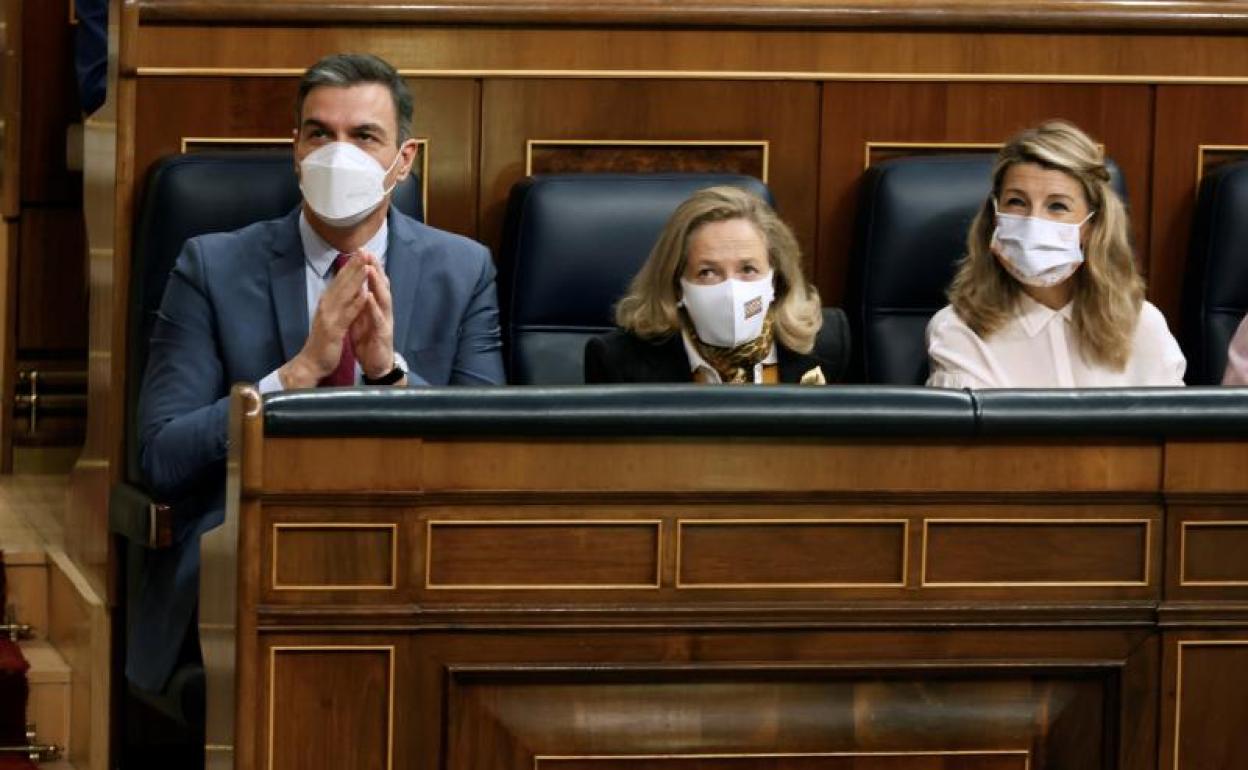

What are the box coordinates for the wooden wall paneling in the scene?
[19,0,80,205]
[131,24,1248,81]
[478,79,821,273]
[17,207,88,352]
[817,82,1154,308]
[132,77,480,237]
[1166,506,1248,599]
[1159,632,1248,770]
[1149,85,1248,325]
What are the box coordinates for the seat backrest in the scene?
[845,153,1127,385]
[499,173,774,385]
[126,149,422,481]
[1181,159,1248,385]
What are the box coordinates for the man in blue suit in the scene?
[130,53,505,695]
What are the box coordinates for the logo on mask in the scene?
[744,297,764,319]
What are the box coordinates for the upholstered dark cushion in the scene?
[846,153,1126,385]
[261,386,1248,439]
[975,387,1248,436]
[1181,159,1248,385]
[499,173,773,385]
[125,150,421,480]
[264,385,976,437]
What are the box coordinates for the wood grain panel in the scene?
[819,82,1153,307]
[17,207,88,352]
[923,519,1150,586]
[528,140,767,179]
[1166,640,1248,770]
[677,520,906,588]
[133,77,480,237]
[268,646,393,770]
[132,26,1248,79]
[1150,85,1248,322]
[1164,441,1248,494]
[479,79,819,274]
[1180,520,1248,586]
[131,0,1248,31]
[19,0,80,204]
[420,439,1160,494]
[427,520,660,589]
[271,523,396,590]
[447,664,1110,770]
[262,437,422,492]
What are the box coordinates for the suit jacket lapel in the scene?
[268,209,309,362]
[777,345,817,383]
[644,335,692,382]
[386,207,424,354]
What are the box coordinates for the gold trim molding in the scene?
[525,138,770,182]
[675,518,909,589]
[270,522,399,591]
[425,519,663,590]
[268,645,396,770]
[537,748,1031,767]
[920,517,1152,588]
[1178,520,1248,587]
[1172,639,1248,770]
[135,67,1248,86]
[1196,144,1248,189]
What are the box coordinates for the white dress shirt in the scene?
[925,293,1186,389]
[680,329,778,384]
[257,212,391,393]
[1224,314,1248,386]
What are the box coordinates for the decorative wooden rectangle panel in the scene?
[271,523,397,591]
[1196,144,1248,186]
[426,520,661,589]
[1172,641,1248,770]
[922,519,1150,587]
[447,663,1110,770]
[268,646,393,770]
[677,519,907,587]
[1181,522,1248,586]
[526,139,768,180]
[536,751,1029,769]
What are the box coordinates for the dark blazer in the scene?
[129,206,504,692]
[585,308,851,384]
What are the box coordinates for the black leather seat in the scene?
[498,173,773,385]
[1180,159,1248,385]
[846,153,1127,385]
[113,149,420,737]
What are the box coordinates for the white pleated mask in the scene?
[991,203,1095,288]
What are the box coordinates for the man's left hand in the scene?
[350,251,400,382]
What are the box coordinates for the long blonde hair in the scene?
[947,120,1144,369]
[614,185,823,353]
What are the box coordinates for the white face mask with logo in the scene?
[679,272,775,348]
[991,201,1095,288]
[299,142,401,228]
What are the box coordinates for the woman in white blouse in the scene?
[926,120,1186,389]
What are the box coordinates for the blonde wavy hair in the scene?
[614,185,823,353]
[947,120,1144,370]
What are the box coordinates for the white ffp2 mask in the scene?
[299,142,401,228]
[679,273,775,348]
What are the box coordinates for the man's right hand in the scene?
[278,254,371,389]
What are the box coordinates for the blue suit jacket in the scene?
[128,206,504,692]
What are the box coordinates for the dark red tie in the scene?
[319,253,356,387]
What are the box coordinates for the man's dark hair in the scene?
[296,53,413,145]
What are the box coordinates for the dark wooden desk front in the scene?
[200,387,1248,770]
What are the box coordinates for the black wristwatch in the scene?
[363,362,406,386]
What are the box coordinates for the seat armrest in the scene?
[109,482,173,549]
